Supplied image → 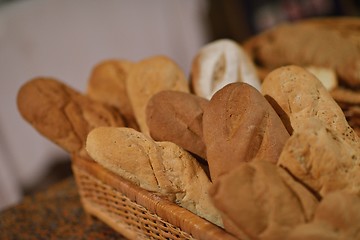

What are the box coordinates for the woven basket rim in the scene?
[71,154,237,240]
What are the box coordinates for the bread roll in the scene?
[278,118,360,197]
[126,55,189,135]
[244,17,360,87]
[86,127,222,226]
[87,59,139,129]
[210,161,318,240]
[203,82,289,179]
[17,77,125,157]
[146,90,208,159]
[262,65,360,151]
[287,191,360,240]
[191,39,260,99]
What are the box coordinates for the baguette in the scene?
[17,77,125,157]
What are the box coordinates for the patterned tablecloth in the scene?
[0,176,126,239]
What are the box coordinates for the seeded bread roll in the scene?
[146,90,208,159]
[17,77,125,157]
[86,127,222,226]
[287,191,360,240]
[126,55,190,135]
[210,161,318,240]
[203,82,289,179]
[244,17,360,87]
[87,59,139,129]
[191,39,260,100]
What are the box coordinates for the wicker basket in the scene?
[71,155,237,240]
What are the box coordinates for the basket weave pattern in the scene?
[74,166,192,239]
[72,155,236,240]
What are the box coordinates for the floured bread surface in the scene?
[87,59,138,129]
[86,127,222,226]
[210,161,318,240]
[203,82,289,179]
[191,39,260,100]
[126,55,189,135]
[86,127,172,193]
[278,118,360,197]
[287,191,360,240]
[17,77,125,157]
[146,90,208,159]
[262,65,360,151]
[157,141,222,226]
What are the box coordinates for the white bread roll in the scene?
[191,39,260,99]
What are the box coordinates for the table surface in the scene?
[0,176,127,239]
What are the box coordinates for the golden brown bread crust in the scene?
[287,191,360,240]
[210,161,318,240]
[202,82,289,179]
[330,87,360,136]
[17,77,125,157]
[87,59,139,130]
[244,17,360,87]
[262,66,360,197]
[262,65,360,150]
[126,55,190,135]
[146,90,208,159]
[86,127,222,226]
[278,118,360,197]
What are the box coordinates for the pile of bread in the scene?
[17,17,360,240]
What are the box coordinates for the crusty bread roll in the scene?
[210,161,318,240]
[287,191,360,240]
[126,55,190,135]
[146,90,208,159]
[203,82,289,179]
[190,39,260,100]
[244,17,360,87]
[278,118,360,197]
[17,77,125,157]
[87,59,139,129]
[86,127,222,226]
[262,65,360,151]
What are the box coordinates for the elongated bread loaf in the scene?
[262,65,360,151]
[17,77,125,157]
[86,127,222,226]
[203,82,289,179]
[146,90,208,159]
[126,55,189,135]
[210,161,318,240]
[87,59,139,129]
[244,17,360,87]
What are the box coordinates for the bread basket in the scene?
[71,154,236,240]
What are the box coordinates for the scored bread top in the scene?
[203,82,289,180]
[17,77,125,157]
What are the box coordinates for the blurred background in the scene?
[0,0,359,210]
